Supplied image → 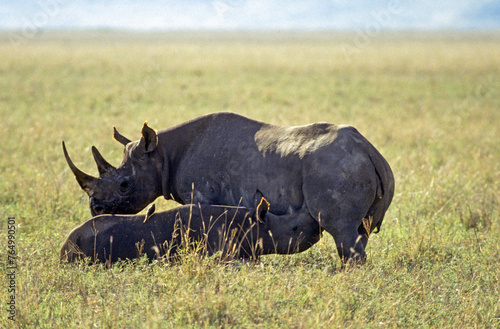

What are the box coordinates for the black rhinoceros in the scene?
[63,112,394,262]
[60,197,322,264]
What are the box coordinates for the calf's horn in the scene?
[91,146,116,177]
[62,141,98,196]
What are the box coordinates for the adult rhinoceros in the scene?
[63,112,394,262]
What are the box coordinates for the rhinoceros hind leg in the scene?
[305,186,374,264]
[321,221,366,264]
[336,228,366,264]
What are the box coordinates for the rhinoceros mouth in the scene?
[89,197,139,216]
[90,203,105,216]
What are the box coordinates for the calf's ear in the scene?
[256,197,270,222]
[253,189,264,207]
[143,204,156,223]
[139,122,158,153]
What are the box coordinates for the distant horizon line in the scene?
[1,26,500,33]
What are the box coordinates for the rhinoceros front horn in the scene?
[62,141,98,196]
[91,146,116,177]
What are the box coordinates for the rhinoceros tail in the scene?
[366,145,395,234]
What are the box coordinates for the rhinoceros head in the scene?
[63,123,163,216]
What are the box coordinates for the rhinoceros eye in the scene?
[119,179,130,192]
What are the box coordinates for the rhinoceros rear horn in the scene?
[62,141,98,196]
[91,146,116,177]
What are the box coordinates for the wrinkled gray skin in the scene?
[63,112,394,263]
[60,199,322,264]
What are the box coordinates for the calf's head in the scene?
[63,123,163,216]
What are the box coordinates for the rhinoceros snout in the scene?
[90,198,107,216]
[91,206,105,216]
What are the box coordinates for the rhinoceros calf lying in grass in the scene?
[60,199,322,264]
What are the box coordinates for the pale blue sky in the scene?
[0,0,499,31]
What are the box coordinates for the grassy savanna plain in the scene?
[0,31,499,328]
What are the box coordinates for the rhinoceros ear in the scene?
[113,126,132,146]
[256,197,270,222]
[139,122,157,153]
